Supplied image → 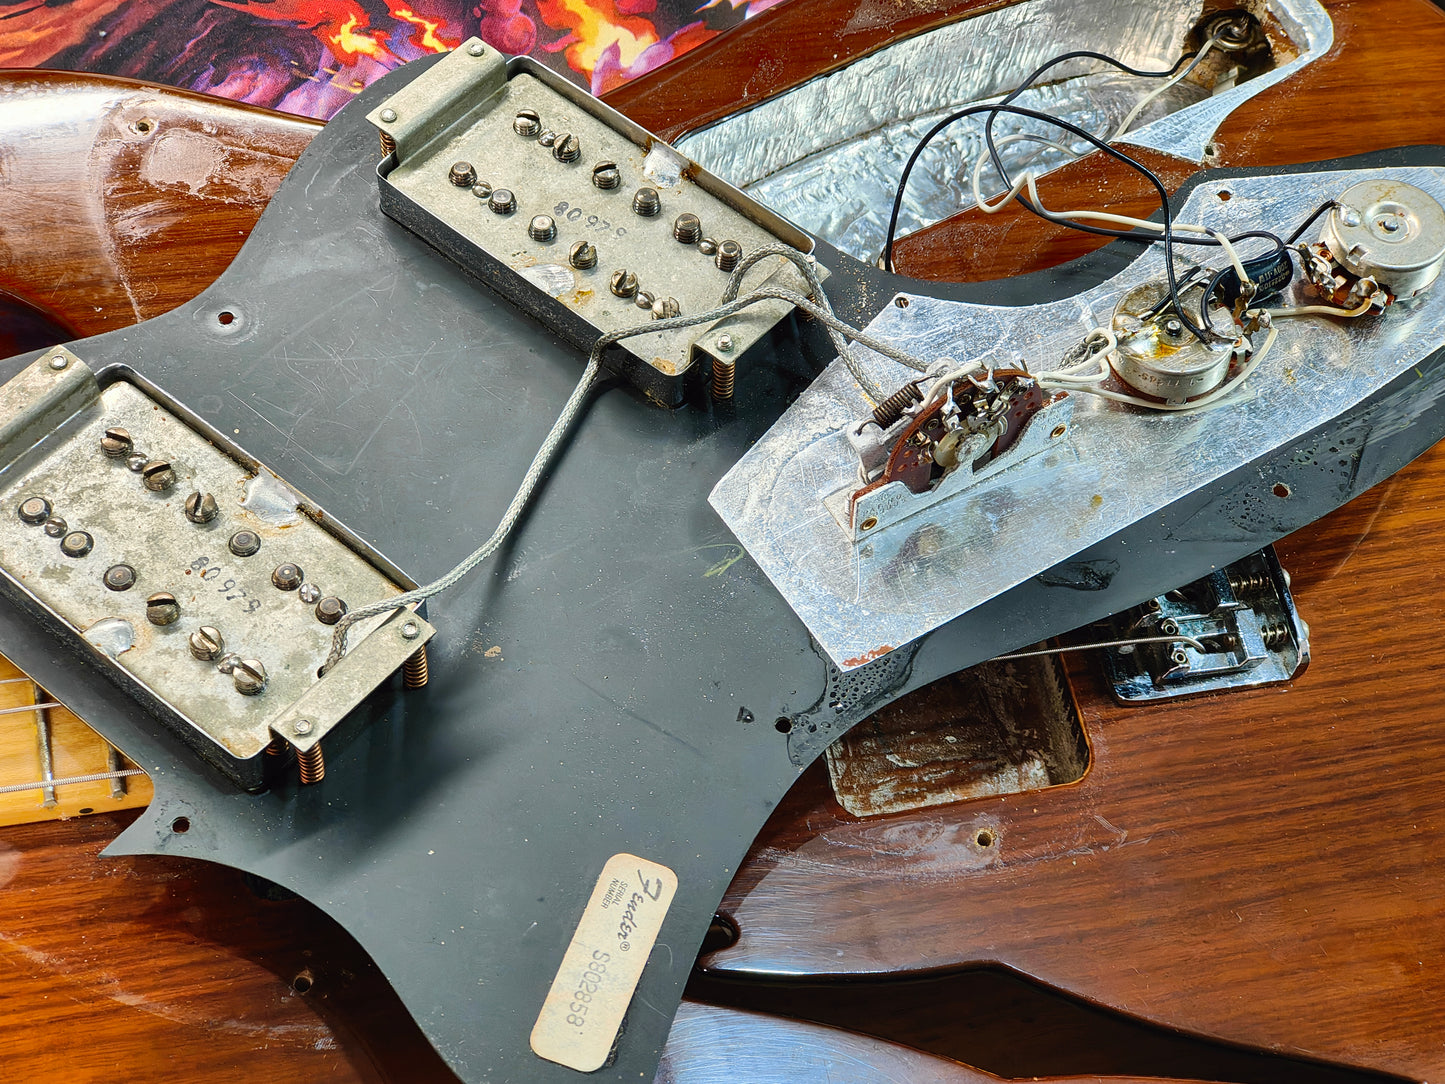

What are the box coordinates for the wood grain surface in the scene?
[4,1,1445,1080]
[702,435,1445,1081]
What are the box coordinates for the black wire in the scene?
[880,46,1289,346]
[1285,200,1337,245]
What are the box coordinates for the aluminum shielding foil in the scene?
[709,168,1445,670]
[676,0,1331,261]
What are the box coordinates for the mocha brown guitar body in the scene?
[3,1,1445,1080]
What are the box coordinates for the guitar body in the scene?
[4,1,1445,1081]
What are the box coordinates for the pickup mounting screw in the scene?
[448,161,477,187]
[467,41,484,56]
[232,658,268,696]
[379,108,397,124]
[552,133,580,162]
[315,596,348,625]
[100,427,133,458]
[298,583,322,605]
[141,459,176,492]
[609,269,638,298]
[631,187,660,217]
[228,530,261,557]
[43,516,67,538]
[60,531,93,558]
[698,237,718,256]
[672,214,701,244]
[272,563,305,591]
[49,355,68,370]
[293,718,314,736]
[17,497,50,525]
[189,626,225,660]
[513,109,541,137]
[146,591,181,626]
[184,491,219,524]
[591,161,620,190]
[715,240,742,272]
[528,214,557,242]
[488,188,516,215]
[401,621,421,640]
[103,564,137,592]
[569,240,597,269]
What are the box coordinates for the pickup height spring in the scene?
[1261,623,1289,650]
[1228,570,1270,597]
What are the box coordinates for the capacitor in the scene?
[1216,245,1294,303]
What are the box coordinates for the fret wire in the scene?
[0,769,146,796]
[0,701,62,717]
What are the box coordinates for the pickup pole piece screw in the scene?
[716,240,742,272]
[126,454,147,472]
[146,592,181,626]
[315,596,348,625]
[271,563,304,591]
[569,240,597,269]
[60,531,93,558]
[298,583,322,604]
[141,460,176,492]
[43,516,67,538]
[609,269,638,298]
[233,659,268,695]
[18,497,50,525]
[631,187,661,217]
[228,530,261,557]
[448,160,477,187]
[103,564,137,592]
[634,290,656,310]
[552,133,580,162]
[100,427,133,457]
[488,188,516,215]
[513,109,541,137]
[528,214,557,242]
[651,296,680,320]
[698,237,718,256]
[673,213,701,244]
[184,491,219,524]
[189,626,225,660]
[592,161,620,189]
[471,182,492,200]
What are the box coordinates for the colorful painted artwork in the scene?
[0,0,787,118]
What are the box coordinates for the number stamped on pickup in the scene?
[530,853,677,1072]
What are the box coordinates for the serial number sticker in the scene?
[529,852,678,1073]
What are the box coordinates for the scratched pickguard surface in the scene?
[1,55,1442,1084]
